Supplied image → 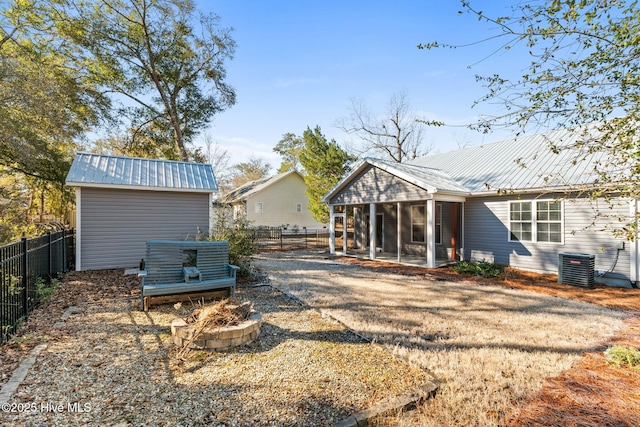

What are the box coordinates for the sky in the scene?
[198,1,530,172]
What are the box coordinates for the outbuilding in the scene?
[65,153,217,271]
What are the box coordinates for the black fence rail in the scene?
[1,229,75,343]
[255,227,329,251]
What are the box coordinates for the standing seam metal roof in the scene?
[65,153,218,191]
[410,127,607,193]
[323,125,616,202]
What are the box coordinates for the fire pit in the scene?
[171,299,261,352]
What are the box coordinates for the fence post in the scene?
[62,230,67,272]
[21,237,28,315]
[47,231,53,283]
[280,228,283,250]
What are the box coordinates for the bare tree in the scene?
[199,132,233,193]
[336,92,440,163]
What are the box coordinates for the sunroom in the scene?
[321,159,469,268]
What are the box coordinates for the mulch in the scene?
[2,257,640,426]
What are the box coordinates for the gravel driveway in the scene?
[255,250,627,426]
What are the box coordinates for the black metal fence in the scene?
[255,227,329,251]
[1,229,75,343]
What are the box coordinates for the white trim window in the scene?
[509,200,562,243]
[255,202,263,214]
[411,205,426,243]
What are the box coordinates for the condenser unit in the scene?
[558,253,595,289]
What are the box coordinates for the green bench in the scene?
[139,240,239,311]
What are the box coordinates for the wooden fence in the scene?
[1,229,75,343]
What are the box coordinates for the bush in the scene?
[210,209,257,278]
[604,345,640,369]
[452,260,504,278]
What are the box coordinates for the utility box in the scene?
[558,253,595,289]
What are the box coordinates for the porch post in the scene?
[343,206,348,255]
[426,199,435,268]
[329,205,336,254]
[369,203,376,260]
[631,200,639,286]
[397,202,402,263]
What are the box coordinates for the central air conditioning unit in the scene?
[558,253,595,289]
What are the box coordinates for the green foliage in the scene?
[55,0,236,161]
[210,208,257,278]
[422,1,640,238]
[299,126,355,224]
[273,132,304,173]
[452,260,504,278]
[0,1,106,184]
[230,156,271,188]
[35,277,58,302]
[604,345,640,369]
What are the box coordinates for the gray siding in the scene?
[464,193,630,276]
[79,188,210,270]
[330,165,430,205]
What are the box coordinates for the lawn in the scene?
[256,251,640,426]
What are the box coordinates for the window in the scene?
[411,205,426,243]
[536,200,562,242]
[296,203,302,213]
[509,200,562,243]
[255,202,263,214]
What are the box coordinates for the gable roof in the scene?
[323,125,611,203]
[410,126,607,194]
[220,170,303,203]
[65,153,218,192]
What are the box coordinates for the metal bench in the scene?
[139,240,239,311]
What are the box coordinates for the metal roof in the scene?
[410,127,607,193]
[323,126,615,203]
[65,153,218,192]
[220,170,301,203]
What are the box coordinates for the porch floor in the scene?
[336,249,452,269]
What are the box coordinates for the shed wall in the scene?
[464,193,630,276]
[79,187,210,270]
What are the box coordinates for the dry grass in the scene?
[0,270,433,426]
[256,251,634,426]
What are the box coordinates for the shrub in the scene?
[210,209,257,278]
[604,345,640,369]
[452,260,504,278]
[35,277,58,302]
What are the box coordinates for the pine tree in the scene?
[299,126,355,223]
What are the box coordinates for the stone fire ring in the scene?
[171,311,262,351]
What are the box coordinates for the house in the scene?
[65,153,217,271]
[322,127,639,287]
[219,170,326,230]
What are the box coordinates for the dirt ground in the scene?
[2,252,639,426]
[335,255,640,426]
